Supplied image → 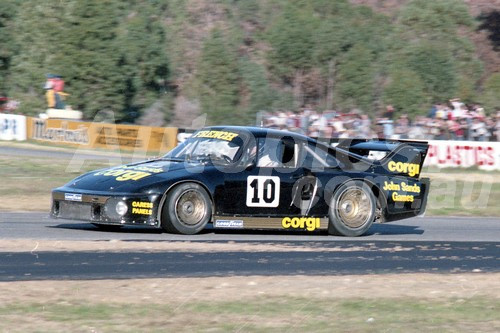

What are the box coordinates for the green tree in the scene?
[267,5,317,73]
[481,73,500,113]
[266,3,318,107]
[392,0,482,108]
[397,0,474,40]
[405,42,457,102]
[115,1,171,122]
[197,28,241,125]
[0,0,19,94]
[8,0,171,121]
[239,58,275,123]
[312,3,390,112]
[1,0,494,125]
[383,67,426,117]
[57,0,128,120]
[7,0,70,115]
[234,0,260,24]
[335,44,375,112]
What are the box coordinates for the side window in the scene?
[239,138,258,166]
[302,143,339,170]
[256,137,297,168]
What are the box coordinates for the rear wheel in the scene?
[161,183,212,234]
[328,181,376,237]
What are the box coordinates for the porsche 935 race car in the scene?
[51,126,430,236]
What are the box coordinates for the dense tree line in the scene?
[0,0,498,124]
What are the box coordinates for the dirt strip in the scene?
[0,239,416,253]
[1,273,498,304]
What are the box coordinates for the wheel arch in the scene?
[334,177,388,222]
[157,180,215,224]
[336,178,387,205]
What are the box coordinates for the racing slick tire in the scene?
[161,183,212,234]
[328,180,376,237]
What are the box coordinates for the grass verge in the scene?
[426,178,500,216]
[0,155,110,211]
[0,296,498,332]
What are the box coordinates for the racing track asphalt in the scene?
[0,213,499,281]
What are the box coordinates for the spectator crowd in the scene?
[2,94,499,142]
[261,100,500,142]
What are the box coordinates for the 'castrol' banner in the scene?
[424,140,500,171]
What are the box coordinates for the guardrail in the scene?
[26,117,178,153]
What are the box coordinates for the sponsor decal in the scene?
[94,166,163,181]
[94,126,141,148]
[0,114,26,141]
[214,219,244,228]
[383,181,420,193]
[64,193,82,202]
[92,124,178,151]
[383,181,400,191]
[401,182,420,193]
[383,181,420,203]
[131,201,153,215]
[392,192,414,202]
[425,141,497,169]
[29,118,178,152]
[32,119,89,144]
[193,130,238,141]
[387,161,420,177]
[132,201,153,208]
[282,217,320,232]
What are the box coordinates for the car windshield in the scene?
[162,130,244,164]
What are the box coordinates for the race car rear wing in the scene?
[335,138,429,179]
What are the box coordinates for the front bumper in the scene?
[51,191,162,227]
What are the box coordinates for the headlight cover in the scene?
[115,201,128,216]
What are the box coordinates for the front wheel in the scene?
[161,183,212,234]
[328,181,376,237]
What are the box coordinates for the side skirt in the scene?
[212,215,329,232]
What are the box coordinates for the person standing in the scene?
[470,117,487,141]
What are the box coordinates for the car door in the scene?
[219,136,303,217]
[291,141,344,216]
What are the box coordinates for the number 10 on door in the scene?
[246,176,280,207]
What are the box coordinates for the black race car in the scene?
[51,126,430,236]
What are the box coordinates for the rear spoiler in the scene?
[335,138,429,179]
